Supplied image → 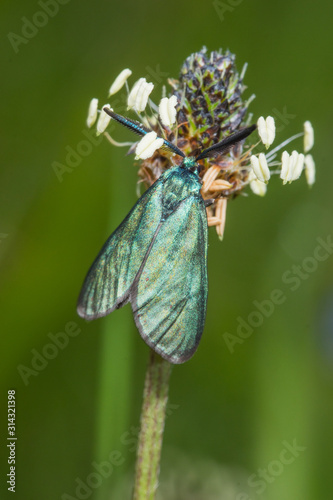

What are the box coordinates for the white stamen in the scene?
[293,152,305,180]
[280,151,290,182]
[250,172,267,196]
[304,154,316,186]
[304,121,314,152]
[96,104,112,135]
[159,96,178,128]
[135,131,164,160]
[86,98,98,128]
[250,153,270,182]
[127,79,141,109]
[257,116,276,149]
[109,69,132,96]
[127,78,154,113]
[280,150,304,184]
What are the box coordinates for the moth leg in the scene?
[204,198,215,207]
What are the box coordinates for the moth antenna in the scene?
[103,107,185,159]
[103,108,149,137]
[195,124,257,161]
[161,140,185,158]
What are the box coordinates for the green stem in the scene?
[133,350,173,499]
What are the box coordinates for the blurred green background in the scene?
[1,0,332,498]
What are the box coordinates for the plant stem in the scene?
[133,350,173,499]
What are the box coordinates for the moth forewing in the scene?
[77,177,165,319]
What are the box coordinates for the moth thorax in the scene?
[182,157,197,170]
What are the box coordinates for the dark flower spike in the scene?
[195,124,257,162]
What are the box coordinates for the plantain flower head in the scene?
[86,47,314,240]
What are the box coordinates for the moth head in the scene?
[182,156,197,171]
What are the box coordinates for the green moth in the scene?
[77,108,256,363]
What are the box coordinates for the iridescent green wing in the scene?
[131,195,208,364]
[77,180,163,319]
